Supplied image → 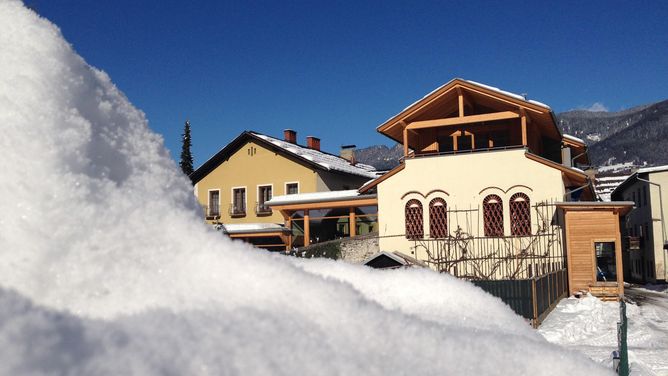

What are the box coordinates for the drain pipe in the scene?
[563,183,591,201]
[636,176,667,281]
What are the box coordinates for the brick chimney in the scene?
[340,144,356,165]
[283,129,296,144]
[306,136,320,151]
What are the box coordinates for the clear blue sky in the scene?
[30,0,668,166]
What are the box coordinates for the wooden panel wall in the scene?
[564,210,624,296]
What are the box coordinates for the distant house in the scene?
[612,165,668,283]
[190,130,378,250]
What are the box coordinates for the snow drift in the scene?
[0,1,610,374]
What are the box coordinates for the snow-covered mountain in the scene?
[355,99,668,170]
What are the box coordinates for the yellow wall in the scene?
[377,149,566,261]
[649,171,668,280]
[195,140,318,224]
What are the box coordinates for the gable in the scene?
[377,79,561,145]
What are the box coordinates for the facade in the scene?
[357,78,630,297]
[190,130,377,250]
[612,166,668,283]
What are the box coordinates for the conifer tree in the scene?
[179,120,194,176]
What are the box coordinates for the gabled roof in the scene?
[377,78,562,144]
[611,164,668,198]
[190,131,378,183]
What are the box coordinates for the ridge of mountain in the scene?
[354,99,668,170]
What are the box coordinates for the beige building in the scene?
[612,166,668,282]
[190,130,377,250]
[356,78,631,297]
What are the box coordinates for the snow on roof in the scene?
[382,79,553,125]
[219,223,288,234]
[563,134,586,144]
[637,165,668,174]
[267,190,376,206]
[253,133,378,179]
[464,80,552,110]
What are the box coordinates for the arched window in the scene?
[510,193,531,236]
[405,199,423,239]
[483,194,504,237]
[429,198,447,238]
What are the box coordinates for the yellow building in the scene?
[190,130,377,250]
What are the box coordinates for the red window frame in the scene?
[483,194,504,237]
[510,193,531,236]
[429,198,447,238]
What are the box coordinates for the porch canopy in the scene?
[266,190,378,249]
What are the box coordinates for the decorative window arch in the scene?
[510,193,531,236]
[429,198,447,238]
[405,199,424,239]
[483,194,504,237]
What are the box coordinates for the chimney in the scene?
[340,144,356,165]
[306,136,320,151]
[284,129,297,144]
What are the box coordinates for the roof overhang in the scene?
[377,78,561,145]
[556,201,634,216]
[267,193,378,212]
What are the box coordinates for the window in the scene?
[231,187,246,216]
[595,242,616,282]
[405,199,423,239]
[429,198,447,238]
[208,190,220,217]
[510,193,531,236]
[257,185,272,214]
[286,182,299,195]
[483,194,504,237]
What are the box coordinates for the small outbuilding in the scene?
[557,201,634,300]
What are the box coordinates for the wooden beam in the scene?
[406,111,520,130]
[304,209,310,246]
[287,217,293,250]
[521,109,528,146]
[403,127,409,157]
[349,207,356,237]
[457,87,464,117]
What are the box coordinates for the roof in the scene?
[555,201,634,216]
[611,164,668,198]
[267,190,376,206]
[363,251,428,269]
[376,78,562,145]
[190,131,378,183]
[218,223,289,235]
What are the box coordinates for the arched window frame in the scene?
[483,194,504,237]
[405,199,424,239]
[429,198,447,238]
[510,192,531,236]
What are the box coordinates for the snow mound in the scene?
[0,1,609,374]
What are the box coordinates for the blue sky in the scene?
[30,0,668,166]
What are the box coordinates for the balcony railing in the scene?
[229,203,246,217]
[255,202,272,216]
[204,205,221,219]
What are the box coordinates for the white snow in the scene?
[637,165,668,175]
[539,291,668,375]
[267,189,374,205]
[0,1,611,374]
[563,133,586,144]
[219,223,287,234]
[253,133,378,179]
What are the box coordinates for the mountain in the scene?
[355,99,668,170]
[557,99,668,166]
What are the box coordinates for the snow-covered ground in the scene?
[0,1,614,374]
[539,287,668,375]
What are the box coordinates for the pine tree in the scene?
[179,120,194,176]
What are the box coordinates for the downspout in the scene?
[563,183,590,201]
[636,176,667,280]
